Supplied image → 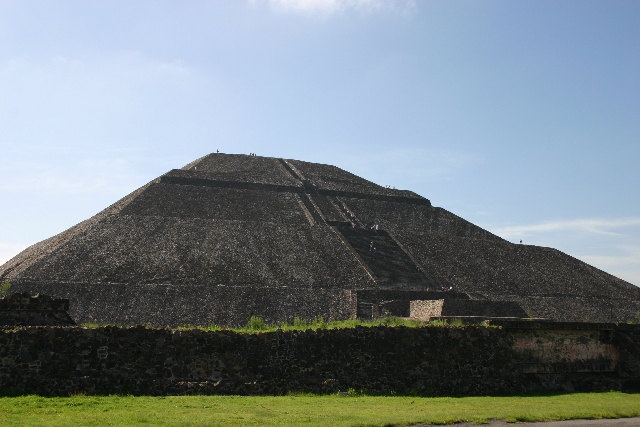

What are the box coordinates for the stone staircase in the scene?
[336,225,432,288]
[357,301,377,319]
[314,192,435,289]
[276,158,437,289]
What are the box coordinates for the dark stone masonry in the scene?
[1,153,638,327]
[0,293,75,327]
[1,322,640,397]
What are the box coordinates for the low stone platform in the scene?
[411,299,527,321]
[0,293,76,326]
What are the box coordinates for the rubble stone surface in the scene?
[1,153,638,327]
[1,322,638,396]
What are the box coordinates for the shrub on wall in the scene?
[247,316,265,331]
[0,281,10,298]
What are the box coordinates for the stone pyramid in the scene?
[1,153,638,326]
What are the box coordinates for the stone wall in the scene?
[441,300,526,318]
[379,300,410,317]
[1,321,637,397]
[355,289,470,303]
[0,293,75,326]
[617,325,640,380]
[7,282,357,327]
[409,300,527,322]
[511,328,617,373]
[410,300,444,321]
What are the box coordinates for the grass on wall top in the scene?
[80,316,473,333]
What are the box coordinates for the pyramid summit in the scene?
[2,153,639,326]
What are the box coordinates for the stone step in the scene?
[336,226,431,287]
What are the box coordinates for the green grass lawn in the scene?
[1,391,639,426]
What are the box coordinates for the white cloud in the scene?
[492,217,640,239]
[488,217,640,286]
[265,0,416,14]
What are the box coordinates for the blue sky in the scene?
[1,0,639,285]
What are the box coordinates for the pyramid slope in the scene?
[395,231,640,300]
[15,215,375,289]
[1,153,638,326]
[0,180,156,281]
[120,183,310,224]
